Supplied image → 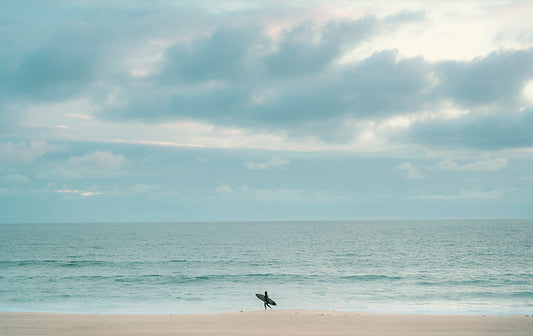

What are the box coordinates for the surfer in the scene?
[263,291,272,310]
[255,291,276,309]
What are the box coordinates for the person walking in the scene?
[263,291,272,310]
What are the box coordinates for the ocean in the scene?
[1,220,531,314]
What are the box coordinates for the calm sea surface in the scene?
[1,220,531,314]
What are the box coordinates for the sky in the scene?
[1,0,533,223]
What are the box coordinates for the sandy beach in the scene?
[1,310,531,336]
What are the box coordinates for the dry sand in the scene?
[1,310,532,336]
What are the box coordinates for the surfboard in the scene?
[256,293,277,306]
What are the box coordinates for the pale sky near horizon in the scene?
[1,0,533,222]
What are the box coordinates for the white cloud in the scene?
[56,189,102,197]
[344,0,533,63]
[433,158,460,170]
[66,113,94,120]
[434,158,508,171]
[42,150,129,180]
[81,191,103,197]
[397,162,425,179]
[110,139,204,148]
[74,183,182,200]
[0,141,59,164]
[215,185,234,195]
[21,98,96,131]
[245,157,290,170]
[66,151,128,177]
[56,189,80,193]
[398,157,509,181]
[411,190,502,200]
[522,79,533,105]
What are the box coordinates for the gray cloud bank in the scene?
[1,3,533,150]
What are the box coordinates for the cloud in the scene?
[61,183,181,200]
[401,48,533,150]
[245,157,290,170]
[153,45,532,146]
[264,16,377,77]
[434,158,508,171]
[382,10,426,25]
[104,14,433,136]
[435,48,533,107]
[410,190,502,200]
[1,2,533,156]
[109,48,433,140]
[47,150,129,179]
[128,184,159,196]
[2,2,533,223]
[0,3,219,106]
[339,50,431,116]
[1,174,31,185]
[56,189,102,197]
[397,162,425,179]
[407,107,533,150]
[5,3,531,152]
[159,26,261,84]
[249,187,349,203]
[67,150,127,172]
[2,27,106,102]
[110,139,204,148]
[215,185,234,195]
[216,184,350,203]
[0,141,59,164]
[66,113,94,120]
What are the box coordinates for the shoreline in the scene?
[0,309,529,316]
[1,310,531,336]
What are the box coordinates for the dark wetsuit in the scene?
[264,291,272,310]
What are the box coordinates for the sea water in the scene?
[1,220,531,314]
